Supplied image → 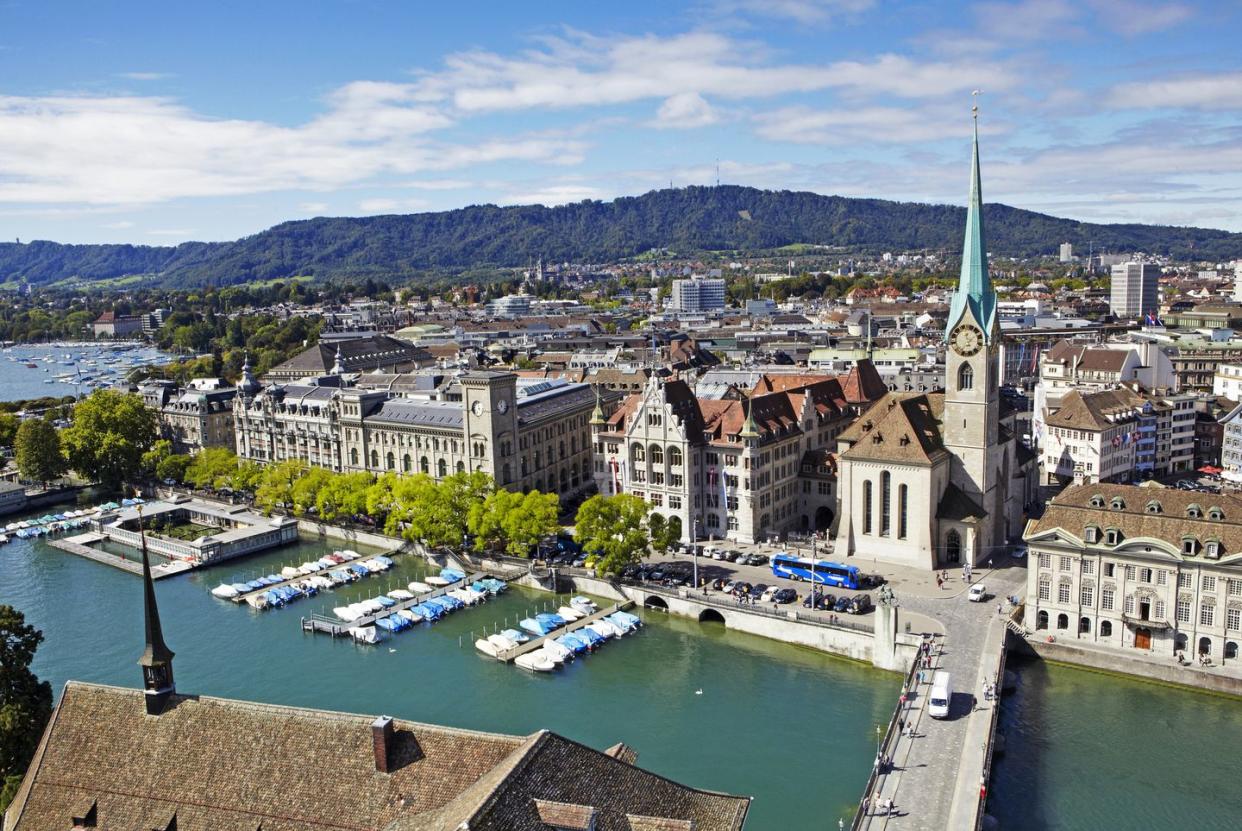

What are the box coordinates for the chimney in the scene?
[373,716,394,773]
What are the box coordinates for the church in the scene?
[833,113,1036,570]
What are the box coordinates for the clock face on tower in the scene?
[497,399,509,414]
[951,323,983,357]
[471,400,484,416]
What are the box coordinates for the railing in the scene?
[851,650,925,828]
[975,627,1010,830]
[630,580,876,635]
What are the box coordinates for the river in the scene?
[991,655,1242,829]
[0,507,899,828]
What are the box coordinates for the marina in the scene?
[492,600,638,666]
[218,550,403,607]
[0,342,176,404]
[300,569,499,638]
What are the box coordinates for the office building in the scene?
[1110,262,1160,319]
[671,277,726,314]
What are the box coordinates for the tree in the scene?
[14,418,65,488]
[60,390,158,492]
[647,513,667,555]
[183,447,239,490]
[230,461,264,493]
[501,491,560,557]
[468,488,523,552]
[141,439,174,479]
[0,413,18,448]
[0,606,53,813]
[254,459,309,514]
[290,467,333,516]
[155,453,191,483]
[573,494,650,576]
[315,471,374,521]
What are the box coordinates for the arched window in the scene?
[385,452,395,470]
[862,480,873,534]
[1100,620,1113,637]
[1037,610,1049,630]
[958,363,974,391]
[1056,613,1069,630]
[650,444,663,465]
[402,454,411,473]
[880,472,891,536]
[437,459,447,478]
[502,462,511,482]
[420,456,429,474]
[521,456,529,476]
[897,484,908,539]
[1227,641,1239,660]
[669,447,683,467]
[350,448,359,466]
[631,443,645,463]
[1079,616,1091,634]
[456,461,465,474]
[370,449,379,468]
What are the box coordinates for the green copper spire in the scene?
[740,397,759,438]
[590,387,605,425]
[946,96,997,342]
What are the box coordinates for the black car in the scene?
[803,592,836,610]
[724,550,741,562]
[850,594,873,614]
[749,553,769,566]
[749,583,770,600]
[773,588,797,604]
[833,595,853,613]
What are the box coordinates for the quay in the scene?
[300,571,490,636]
[230,549,407,606]
[47,533,191,580]
[494,601,635,663]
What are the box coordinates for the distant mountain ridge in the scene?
[2,186,1240,287]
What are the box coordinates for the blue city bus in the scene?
[770,554,861,589]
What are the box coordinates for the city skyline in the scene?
[2,0,1240,244]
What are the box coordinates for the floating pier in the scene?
[300,571,491,637]
[495,601,635,663]
[48,533,191,579]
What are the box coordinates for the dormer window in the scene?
[1187,504,1202,519]
[1208,507,1224,521]
[1105,528,1121,545]
[1110,498,1126,511]
[1182,537,1198,556]
[1206,540,1222,559]
[1084,526,1099,543]
[1145,500,1162,515]
[1089,495,1105,508]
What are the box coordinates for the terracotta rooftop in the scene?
[837,392,947,464]
[6,683,749,831]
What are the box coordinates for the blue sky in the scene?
[2,0,1241,245]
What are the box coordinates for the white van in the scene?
[928,671,952,719]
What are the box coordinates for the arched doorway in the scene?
[1134,627,1152,650]
[815,506,834,532]
[1227,641,1239,660]
[946,530,962,564]
[1175,632,1188,652]
[698,608,726,624]
[1199,636,1212,657]
[644,595,669,611]
[1056,613,1068,631]
[1079,617,1091,634]
[1036,610,1048,629]
[1100,620,1113,638]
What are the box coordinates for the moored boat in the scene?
[514,652,556,672]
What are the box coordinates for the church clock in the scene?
[950,323,983,357]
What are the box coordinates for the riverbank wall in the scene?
[1013,637,1242,697]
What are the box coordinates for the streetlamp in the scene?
[691,516,699,589]
[811,534,818,607]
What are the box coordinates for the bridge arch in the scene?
[644,595,669,611]
[698,608,726,624]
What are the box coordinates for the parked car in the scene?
[749,553,770,566]
[849,594,873,614]
[1010,545,1027,560]
[833,595,853,613]
[968,584,987,602]
[773,588,797,604]
[749,583,770,600]
[759,586,782,603]
[721,580,738,594]
[724,550,741,562]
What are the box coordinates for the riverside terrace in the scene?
[97,496,299,565]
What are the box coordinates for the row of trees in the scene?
[0,606,52,812]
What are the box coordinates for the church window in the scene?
[863,481,873,534]
[957,363,974,391]
[898,484,908,539]
[880,472,892,536]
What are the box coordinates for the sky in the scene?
[2,0,1241,246]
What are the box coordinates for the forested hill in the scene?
[3,186,1240,287]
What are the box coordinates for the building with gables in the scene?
[1023,483,1242,665]
[265,335,433,382]
[833,115,1035,569]
[590,364,886,544]
[2,530,750,831]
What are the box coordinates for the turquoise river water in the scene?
[0,511,898,829]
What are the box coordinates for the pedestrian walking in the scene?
[996,603,1002,617]
[936,576,943,589]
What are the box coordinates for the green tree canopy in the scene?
[314,471,374,521]
[290,466,334,516]
[0,606,53,813]
[183,447,239,489]
[0,413,19,448]
[573,494,650,576]
[60,390,158,492]
[14,418,65,487]
[141,439,174,479]
[254,459,309,514]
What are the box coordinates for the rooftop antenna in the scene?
[716,158,720,188]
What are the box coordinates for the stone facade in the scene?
[139,380,237,454]
[1024,483,1242,666]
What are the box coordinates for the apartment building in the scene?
[1024,484,1242,665]
[139,378,237,453]
[670,276,726,314]
[1109,262,1159,319]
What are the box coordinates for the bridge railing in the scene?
[851,649,925,828]
[630,581,876,635]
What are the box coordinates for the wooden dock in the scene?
[232,550,404,605]
[496,601,635,663]
[47,535,191,579]
[300,572,491,637]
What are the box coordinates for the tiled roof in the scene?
[7,683,749,831]
[1025,482,1242,557]
[1045,388,1142,432]
[269,336,429,377]
[837,392,947,464]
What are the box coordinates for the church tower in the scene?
[136,507,176,716]
[943,103,1003,551]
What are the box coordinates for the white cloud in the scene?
[357,197,430,214]
[118,71,171,81]
[147,228,193,236]
[753,104,986,144]
[500,185,610,206]
[398,178,474,190]
[652,92,718,128]
[1109,71,1242,110]
[101,220,134,229]
[711,0,874,25]
[410,30,1017,113]
[298,202,329,214]
[974,0,1080,41]
[1088,0,1193,36]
